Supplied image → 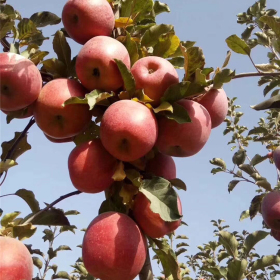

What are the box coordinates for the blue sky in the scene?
[1,0,280,279]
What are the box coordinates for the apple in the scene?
[33,78,92,139]
[156,99,211,157]
[68,139,117,193]
[146,152,176,180]
[44,133,73,143]
[82,212,147,280]
[197,88,228,128]
[133,192,182,238]
[131,56,179,105]
[0,52,42,111]
[0,236,33,280]
[273,147,280,170]
[62,0,115,45]
[261,191,280,230]
[271,229,280,242]
[100,100,158,162]
[1,102,35,119]
[76,36,131,92]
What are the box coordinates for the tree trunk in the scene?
[139,249,154,280]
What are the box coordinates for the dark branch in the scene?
[41,71,54,83]
[24,190,82,225]
[233,72,280,79]
[1,38,10,52]
[139,248,153,280]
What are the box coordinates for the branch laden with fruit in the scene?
[0,0,280,279]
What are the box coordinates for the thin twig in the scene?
[233,72,280,79]
[0,172,8,186]
[1,38,10,52]
[139,248,153,280]
[24,190,82,225]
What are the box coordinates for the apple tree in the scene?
[0,0,280,279]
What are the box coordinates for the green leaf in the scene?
[169,178,187,191]
[15,189,40,213]
[210,158,226,170]
[153,32,180,58]
[73,121,100,146]
[228,180,240,193]
[32,257,43,269]
[244,231,270,256]
[165,103,191,124]
[227,259,247,280]
[226,34,251,55]
[248,127,268,135]
[218,251,230,262]
[213,69,235,89]
[53,30,71,69]
[122,32,139,65]
[13,223,37,240]
[114,59,136,96]
[41,58,68,78]
[30,50,49,65]
[0,159,17,173]
[52,271,71,279]
[250,154,268,166]
[59,225,77,234]
[251,255,280,271]
[64,210,80,216]
[125,169,142,187]
[1,212,20,227]
[218,231,238,258]
[55,245,71,252]
[170,41,196,58]
[238,164,255,175]
[259,16,280,39]
[176,235,188,239]
[153,102,173,114]
[256,179,272,191]
[140,177,181,222]
[232,149,246,165]
[153,1,170,15]
[0,4,17,39]
[49,264,58,274]
[161,81,204,103]
[239,210,250,221]
[241,25,255,41]
[141,24,174,47]
[222,51,231,68]
[18,18,40,41]
[1,132,31,161]
[42,229,54,242]
[28,209,70,226]
[168,57,184,69]
[201,266,227,279]
[30,11,61,27]
[255,32,270,46]
[251,95,280,110]
[249,194,264,219]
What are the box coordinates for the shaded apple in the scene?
[197,88,228,128]
[68,139,117,193]
[0,53,42,111]
[261,191,280,230]
[156,99,211,157]
[273,147,280,170]
[62,0,115,45]
[0,236,33,280]
[271,229,280,242]
[100,100,158,162]
[82,212,147,280]
[146,152,176,180]
[131,56,179,105]
[1,102,35,119]
[76,36,131,92]
[34,79,92,139]
[133,192,182,238]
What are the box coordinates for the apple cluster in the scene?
[0,0,229,279]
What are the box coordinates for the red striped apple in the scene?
[34,79,92,139]
[82,212,147,280]
[156,99,211,157]
[0,236,33,280]
[100,100,158,162]
[76,36,131,92]
[0,53,42,111]
[62,0,115,45]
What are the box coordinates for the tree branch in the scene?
[233,72,280,79]
[1,38,10,52]
[24,190,82,224]
[139,248,153,280]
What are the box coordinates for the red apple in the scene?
[261,191,280,230]
[82,212,147,280]
[273,147,280,170]
[68,139,117,193]
[76,36,131,92]
[131,56,179,105]
[271,229,280,242]
[44,133,73,143]
[100,100,158,162]
[197,88,228,128]
[146,152,176,180]
[0,53,42,111]
[62,0,115,45]
[34,79,92,139]
[133,192,182,238]
[156,99,211,157]
[0,236,33,280]
[1,102,35,119]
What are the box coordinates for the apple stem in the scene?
[139,248,154,280]
[0,37,10,52]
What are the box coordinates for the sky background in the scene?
[1,0,280,279]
